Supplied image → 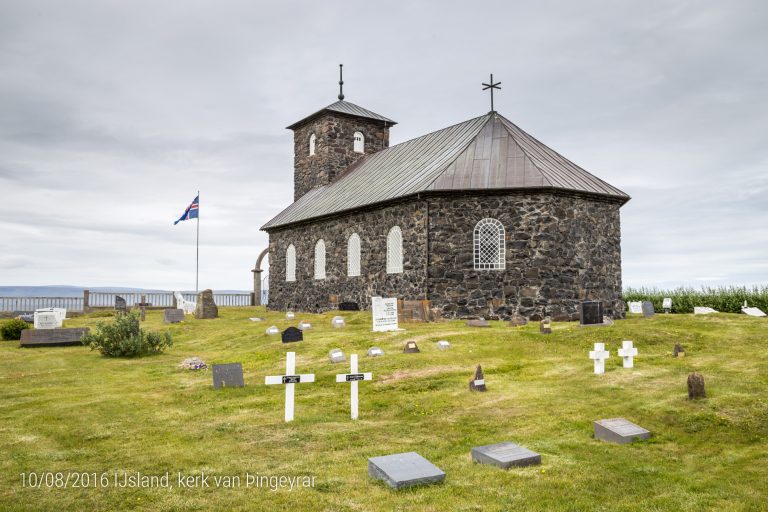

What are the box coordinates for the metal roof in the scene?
[263,112,630,230]
[286,100,397,129]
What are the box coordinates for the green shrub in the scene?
[82,312,172,357]
[1,318,31,340]
[623,285,768,314]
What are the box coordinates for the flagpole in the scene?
[196,190,200,293]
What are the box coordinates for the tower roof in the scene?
[286,100,397,130]
[264,112,629,230]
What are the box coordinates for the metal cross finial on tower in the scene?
[482,73,501,112]
[338,64,345,100]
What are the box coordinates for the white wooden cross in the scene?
[589,342,610,374]
[265,352,315,422]
[335,354,372,420]
[617,340,638,368]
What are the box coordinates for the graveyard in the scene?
[0,308,766,511]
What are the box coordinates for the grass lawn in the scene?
[1,308,767,511]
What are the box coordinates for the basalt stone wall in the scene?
[426,192,624,321]
[292,114,390,201]
[267,200,428,313]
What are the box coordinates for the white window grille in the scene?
[347,233,361,277]
[353,131,364,153]
[285,244,296,282]
[309,133,316,156]
[314,239,326,279]
[386,226,403,274]
[473,218,506,270]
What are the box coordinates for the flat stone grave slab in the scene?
[437,340,451,350]
[249,317,264,322]
[368,452,445,489]
[694,307,717,314]
[282,327,303,343]
[466,318,490,327]
[742,307,766,317]
[594,418,651,444]
[212,363,245,388]
[471,442,541,469]
[164,308,185,323]
[20,327,89,347]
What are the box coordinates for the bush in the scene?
[82,312,172,357]
[623,285,768,314]
[1,318,31,340]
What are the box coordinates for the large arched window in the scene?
[386,226,403,274]
[285,244,296,282]
[474,218,505,270]
[309,133,316,156]
[314,239,326,280]
[353,131,364,153]
[347,233,361,277]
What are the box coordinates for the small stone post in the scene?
[687,372,705,399]
[83,289,90,313]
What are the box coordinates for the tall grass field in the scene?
[623,285,768,314]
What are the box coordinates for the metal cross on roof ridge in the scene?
[482,73,501,112]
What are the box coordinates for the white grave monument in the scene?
[372,296,399,332]
[285,311,295,320]
[617,340,638,368]
[174,292,196,315]
[265,352,315,422]
[367,347,384,357]
[694,307,718,315]
[331,316,346,328]
[589,343,610,375]
[436,340,451,350]
[335,354,372,420]
[297,320,312,331]
[265,325,279,335]
[33,311,59,329]
[329,348,346,363]
[741,301,766,317]
[35,308,65,327]
[662,298,672,312]
[628,302,643,314]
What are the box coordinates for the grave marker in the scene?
[249,317,264,322]
[742,306,766,317]
[33,312,59,330]
[266,325,280,335]
[265,352,315,422]
[367,346,384,357]
[694,307,717,315]
[329,348,346,363]
[662,297,672,313]
[372,297,399,332]
[135,295,152,321]
[114,296,128,313]
[580,301,603,326]
[335,354,372,420]
[212,363,245,389]
[641,301,655,318]
[540,317,552,334]
[673,343,685,357]
[281,327,303,343]
[403,341,420,353]
[466,318,490,328]
[628,301,643,314]
[436,340,451,350]
[469,365,487,392]
[20,327,89,347]
[687,372,705,399]
[297,320,312,331]
[163,308,185,324]
[331,316,346,328]
[589,343,610,374]
[617,340,638,368]
[594,418,651,444]
[368,452,445,489]
[285,311,295,320]
[471,442,541,469]
[509,315,527,327]
[339,302,360,311]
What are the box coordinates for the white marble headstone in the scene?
[329,348,346,363]
[297,321,312,331]
[332,316,346,328]
[372,296,399,332]
[589,342,610,374]
[265,325,280,335]
[436,340,451,350]
[34,312,59,329]
[367,347,384,357]
[694,307,718,315]
[285,311,295,320]
[628,302,643,314]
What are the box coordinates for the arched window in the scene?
[474,218,505,270]
[347,233,361,277]
[314,239,326,279]
[285,244,296,282]
[309,133,316,156]
[386,226,403,274]
[353,131,364,153]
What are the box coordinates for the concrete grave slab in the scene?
[466,319,490,328]
[164,309,185,323]
[20,328,89,347]
[742,307,766,317]
[368,452,445,489]
[212,363,245,389]
[594,418,651,444]
[471,442,541,469]
[694,307,718,315]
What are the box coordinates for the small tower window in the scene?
[386,226,403,274]
[473,218,506,270]
[309,133,316,156]
[353,131,364,154]
[285,244,296,282]
[314,239,326,280]
[347,233,361,277]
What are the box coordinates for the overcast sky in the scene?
[1,0,766,292]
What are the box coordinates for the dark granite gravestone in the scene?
[540,317,552,334]
[212,363,245,388]
[509,315,528,327]
[114,296,127,313]
[163,308,185,324]
[195,289,219,319]
[281,327,303,343]
[339,302,360,311]
[469,365,487,391]
[368,452,445,489]
[673,343,685,357]
[466,318,490,328]
[580,301,603,325]
[641,301,655,318]
[687,372,705,399]
[471,442,541,469]
[594,418,651,444]
[20,327,89,347]
[403,341,420,353]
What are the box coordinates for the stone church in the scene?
[261,85,630,320]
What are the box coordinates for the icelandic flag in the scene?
[174,195,199,225]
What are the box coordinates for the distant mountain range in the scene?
[0,286,250,297]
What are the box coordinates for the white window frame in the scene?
[353,131,364,153]
[386,226,403,274]
[314,239,326,280]
[473,218,506,270]
[309,133,316,156]
[285,244,296,282]
[347,233,361,277]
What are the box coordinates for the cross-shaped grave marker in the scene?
[264,352,315,422]
[335,354,372,420]
[617,340,638,368]
[589,342,610,375]
[134,295,152,321]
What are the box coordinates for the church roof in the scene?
[286,100,397,129]
[263,112,630,230]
